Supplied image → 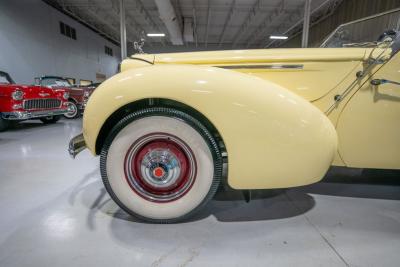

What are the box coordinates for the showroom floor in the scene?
[0,119,399,267]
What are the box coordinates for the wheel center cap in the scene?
[124,134,197,202]
[153,167,165,178]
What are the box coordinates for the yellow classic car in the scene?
[69,10,400,223]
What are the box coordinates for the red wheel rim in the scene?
[124,133,197,202]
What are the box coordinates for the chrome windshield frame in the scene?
[321,7,400,48]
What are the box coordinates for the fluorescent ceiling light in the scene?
[147,33,165,37]
[269,35,288,40]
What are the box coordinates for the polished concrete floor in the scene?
[0,118,400,267]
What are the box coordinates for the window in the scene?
[0,72,14,84]
[71,28,76,40]
[59,22,65,35]
[105,46,113,56]
[39,77,71,87]
[60,21,77,40]
[79,79,92,86]
[66,78,76,85]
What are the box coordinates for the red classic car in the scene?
[35,76,95,119]
[81,82,102,90]
[0,71,70,132]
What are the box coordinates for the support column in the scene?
[120,0,127,59]
[301,0,311,48]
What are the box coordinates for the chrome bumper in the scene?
[68,133,87,158]
[2,109,68,120]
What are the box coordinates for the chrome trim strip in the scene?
[215,64,304,70]
[2,109,68,120]
[68,133,86,158]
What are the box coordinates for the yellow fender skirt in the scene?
[83,65,337,189]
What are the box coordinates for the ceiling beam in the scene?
[154,0,183,45]
[204,0,211,47]
[85,8,120,40]
[301,0,312,48]
[192,0,198,47]
[231,0,262,47]
[108,0,155,47]
[66,0,133,45]
[119,0,127,59]
[71,6,120,40]
[172,0,184,36]
[49,0,120,44]
[245,0,286,48]
[218,0,235,47]
[86,0,121,36]
[265,0,340,48]
[85,3,152,52]
[133,0,166,46]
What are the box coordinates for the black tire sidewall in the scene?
[40,115,61,124]
[0,116,10,132]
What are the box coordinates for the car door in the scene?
[336,51,400,169]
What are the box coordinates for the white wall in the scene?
[0,0,121,85]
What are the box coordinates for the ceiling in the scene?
[44,0,343,49]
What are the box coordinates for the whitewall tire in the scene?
[64,101,79,119]
[100,108,222,223]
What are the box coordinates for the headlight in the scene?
[84,91,90,97]
[63,92,69,100]
[12,89,24,100]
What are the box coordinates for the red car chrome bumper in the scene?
[1,108,69,120]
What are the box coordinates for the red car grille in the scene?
[23,99,61,110]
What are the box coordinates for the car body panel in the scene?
[83,64,337,189]
[138,47,392,167]
[81,41,400,189]
[138,48,370,102]
[0,84,60,110]
[337,52,400,168]
[151,48,369,63]
[148,48,390,102]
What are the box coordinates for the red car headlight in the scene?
[12,89,24,100]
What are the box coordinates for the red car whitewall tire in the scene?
[100,108,222,223]
[64,101,79,119]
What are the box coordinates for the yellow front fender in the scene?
[83,64,337,189]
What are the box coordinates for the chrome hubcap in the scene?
[124,133,196,202]
[66,102,77,117]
